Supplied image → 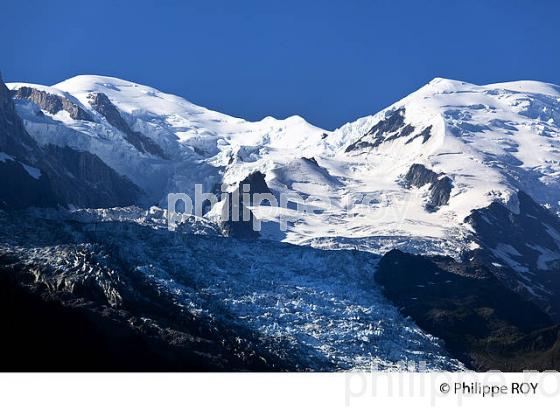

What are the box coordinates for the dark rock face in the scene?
[0,75,41,160]
[220,181,262,240]
[220,191,260,240]
[467,191,560,266]
[345,108,434,153]
[0,158,58,209]
[365,108,408,138]
[405,125,433,144]
[219,172,271,239]
[427,176,453,211]
[0,268,218,371]
[43,145,142,208]
[0,241,286,371]
[12,86,93,121]
[89,92,167,159]
[375,249,560,371]
[404,163,439,187]
[403,164,453,211]
[465,191,560,320]
[1,75,61,208]
[346,108,410,152]
[238,171,272,205]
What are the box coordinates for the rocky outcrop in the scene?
[0,74,40,159]
[0,157,58,210]
[346,108,438,152]
[1,74,60,208]
[238,171,272,205]
[346,108,410,152]
[403,163,452,211]
[465,191,560,320]
[219,191,260,240]
[405,125,432,144]
[89,92,167,159]
[345,108,434,152]
[427,176,453,210]
[467,191,560,267]
[0,246,282,371]
[218,171,272,239]
[404,163,439,187]
[12,86,93,121]
[43,145,143,208]
[375,249,560,371]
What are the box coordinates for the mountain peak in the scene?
[54,74,137,90]
[427,77,470,87]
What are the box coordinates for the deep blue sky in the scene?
[2,0,559,130]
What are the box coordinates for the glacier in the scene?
[0,208,463,370]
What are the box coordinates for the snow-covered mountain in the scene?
[3,73,560,370]
[9,75,560,259]
[0,76,141,210]
[8,76,560,243]
[9,75,327,204]
[329,78,560,245]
